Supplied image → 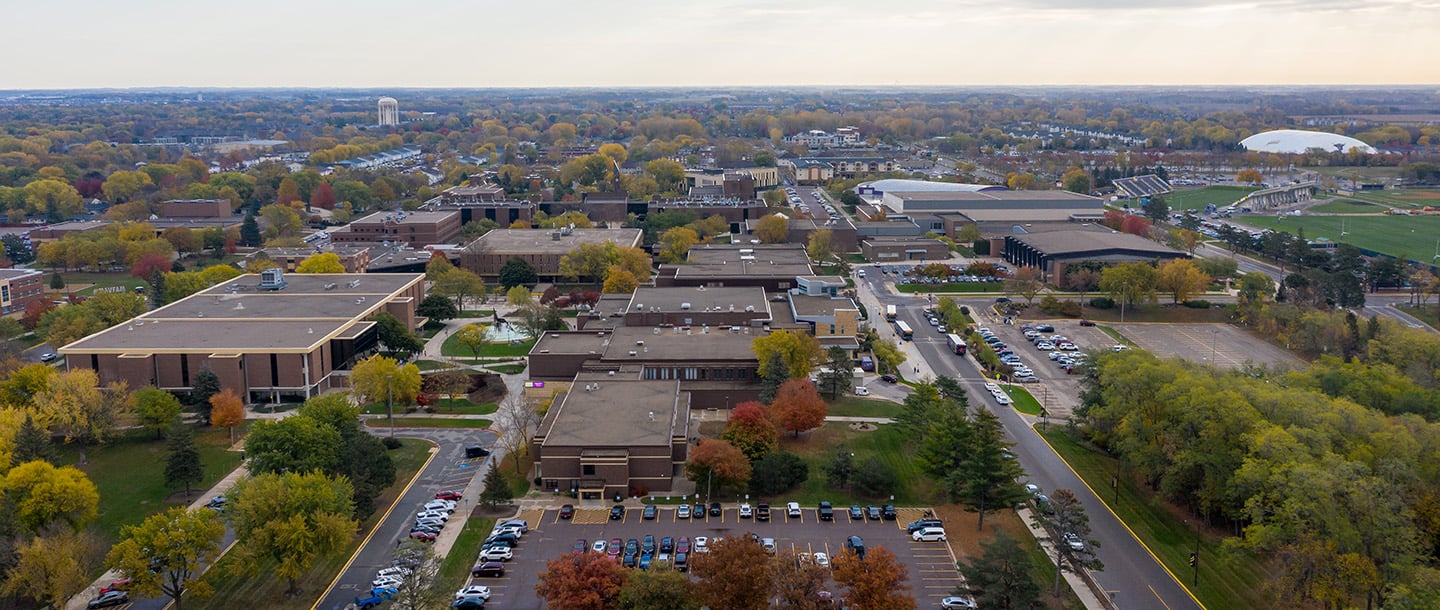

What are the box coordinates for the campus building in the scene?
[328,210,462,247]
[1003,230,1189,281]
[460,227,643,279]
[653,244,815,291]
[0,268,45,315]
[58,271,425,404]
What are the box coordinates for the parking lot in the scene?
[1111,322,1302,370]
[456,505,964,609]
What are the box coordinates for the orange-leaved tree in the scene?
[535,551,628,610]
[769,379,827,438]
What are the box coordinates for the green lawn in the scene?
[413,359,450,371]
[1002,385,1043,416]
[1346,188,1440,210]
[365,417,492,429]
[44,271,146,296]
[484,363,526,375]
[495,446,533,497]
[437,517,497,594]
[1397,304,1440,329]
[1165,185,1257,211]
[1096,325,1134,346]
[60,427,241,544]
[826,396,901,418]
[1305,199,1386,214]
[896,282,1003,293]
[1234,214,1440,262]
[362,399,497,416]
[196,439,433,610]
[769,422,934,506]
[457,310,496,318]
[441,335,537,359]
[1037,427,1267,609]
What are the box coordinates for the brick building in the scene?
[329,211,462,247]
[460,228,643,280]
[0,268,45,315]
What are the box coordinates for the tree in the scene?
[1156,259,1210,303]
[770,379,828,438]
[602,265,640,293]
[243,415,342,475]
[135,387,183,439]
[259,203,303,240]
[33,369,126,465]
[225,471,356,596]
[1142,195,1171,224]
[1237,168,1264,185]
[751,330,823,379]
[164,423,204,498]
[102,169,154,202]
[1005,266,1045,306]
[833,545,915,610]
[817,346,851,400]
[495,393,541,474]
[1061,168,1092,194]
[853,457,896,497]
[478,461,513,509]
[957,530,1043,610]
[432,266,486,310]
[350,354,422,437]
[869,333,906,374]
[691,535,773,610]
[416,293,459,324]
[454,323,490,359]
[498,257,539,289]
[48,270,64,289]
[209,388,245,445]
[12,414,55,467]
[106,507,225,610]
[758,356,790,404]
[559,242,652,285]
[373,311,423,355]
[754,214,789,243]
[1033,488,1102,595]
[295,252,345,273]
[131,252,172,279]
[686,439,752,492]
[309,182,336,210]
[0,531,105,609]
[807,228,834,262]
[189,367,221,409]
[748,451,809,496]
[240,212,262,247]
[1099,261,1158,316]
[617,562,698,610]
[388,541,447,610]
[659,226,699,264]
[1237,271,1276,304]
[722,401,779,461]
[954,410,1028,531]
[2,459,100,533]
[770,549,831,610]
[535,551,630,610]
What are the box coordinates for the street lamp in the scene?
[1184,519,1200,587]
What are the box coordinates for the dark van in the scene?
[465,446,490,459]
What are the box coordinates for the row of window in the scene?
[642,367,753,381]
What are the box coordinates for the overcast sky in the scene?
[3,0,1439,88]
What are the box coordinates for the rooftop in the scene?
[601,325,760,361]
[790,294,858,319]
[627,286,770,315]
[464,228,643,254]
[891,190,1099,202]
[0,268,42,280]
[59,272,423,354]
[671,244,814,279]
[351,210,457,225]
[1011,230,1185,256]
[541,379,684,448]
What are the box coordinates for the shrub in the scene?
[382,437,402,450]
[1089,297,1115,309]
[1183,299,1212,309]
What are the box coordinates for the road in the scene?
[856,272,1202,610]
[316,427,498,610]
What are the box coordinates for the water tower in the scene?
[377,97,399,126]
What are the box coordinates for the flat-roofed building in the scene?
[861,237,951,261]
[1003,230,1188,281]
[532,376,690,499]
[881,189,1104,219]
[59,271,425,403]
[0,268,45,315]
[741,217,859,253]
[27,220,110,242]
[162,199,232,218]
[329,210,461,247]
[460,228,643,279]
[654,244,814,291]
[617,285,774,328]
[254,245,373,273]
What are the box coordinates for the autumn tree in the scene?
[33,368,127,464]
[134,386,183,438]
[722,401,779,461]
[433,266,486,309]
[1061,167,1092,194]
[295,252,346,273]
[349,354,422,437]
[2,459,100,533]
[751,329,823,379]
[309,182,336,210]
[165,423,205,498]
[957,530,1043,610]
[1236,168,1263,185]
[0,531,105,608]
[132,252,173,279]
[617,563,697,610]
[685,438,752,492]
[535,551,629,610]
[454,323,490,359]
[507,285,533,307]
[770,379,828,437]
[106,507,225,610]
[816,346,852,400]
[754,214,789,244]
[1155,258,1210,303]
[833,545,915,610]
[659,226,699,264]
[559,241,651,285]
[1099,261,1158,317]
[806,228,834,262]
[1004,266,1045,306]
[225,471,355,596]
[770,549,831,610]
[691,535,773,610]
[602,265,639,293]
[209,388,245,444]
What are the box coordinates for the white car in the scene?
[786,502,802,517]
[813,552,830,568]
[984,382,999,393]
[1063,532,1086,552]
[373,575,404,589]
[423,500,456,513]
[854,386,870,396]
[478,546,514,561]
[416,510,449,521]
[739,503,753,518]
[992,392,1013,405]
[941,597,979,609]
[454,585,492,600]
[912,527,947,542]
[1112,345,1130,352]
[490,526,522,538]
[761,537,777,554]
[591,539,607,553]
[376,566,411,579]
[694,536,709,553]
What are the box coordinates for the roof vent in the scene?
[607,370,616,376]
[234,302,244,310]
[636,340,645,346]
[648,411,655,422]
[307,328,314,334]
[681,303,691,310]
[628,350,637,356]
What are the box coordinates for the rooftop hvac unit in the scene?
[259,268,288,291]
[628,350,637,356]
[681,303,691,310]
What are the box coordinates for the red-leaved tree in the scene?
[310,182,336,210]
[131,253,172,279]
[535,551,628,610]
[1120,214,1152,236]
[722,401,778,461]
[685,439,752,491]
[769,379,828,438]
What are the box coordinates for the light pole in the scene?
[1210,329,1219,367]
[1184,519,1200,587]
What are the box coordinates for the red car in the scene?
[606,538,623,560]
[472,561,505,577]
[434,490,463,501]
[572,539,588,554]
[559,504,574,519]
[98,579,131,594]
[409,531,437,542]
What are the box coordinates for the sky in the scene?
[3,0,1440,88]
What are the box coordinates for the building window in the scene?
[582,465,596,476]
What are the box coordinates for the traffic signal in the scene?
[1188,552,1198,567]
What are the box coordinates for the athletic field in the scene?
[1235,214,1440,261]
[1165,186,1258,211]
[1345,189,1440,210]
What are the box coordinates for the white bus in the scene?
[945,333,967,355]
[885,304,897,321]
[895,320,913,341]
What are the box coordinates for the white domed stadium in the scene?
[1239,129,1376,154]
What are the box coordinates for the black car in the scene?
[693,502,706,518]
[464,445,491,459]
[881,505,897,520]
[1035,324,1055,332]
[756,503,771,521]
[849,505,864,520]
[622,552,638,568]
[709,502,722,516]
[610,505,625,520]
[643,505,658,520]
[472,561,505,577]
[642,535,656,554]
[452,597,487,609]
[865,505,882,520]
[906,518,944,534]
[818,501,834,521]
[660,536,674,553]
[880,374,898,383]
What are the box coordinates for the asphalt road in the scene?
[860,275,1201,610]
[316,428,498,610]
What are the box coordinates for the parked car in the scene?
[409,531,437,542]
[849,505,864,520]
[642,535,656,554]
[907,518,944,533]
[571,539,588,554]
[87,591,129,609]
[451,597,487,609]
[660,536,675,553]
[912,527,947,542]
[693,501,706,518]
[471,561,505,577]
[756,503,770,521]
[787,502,802,517]
[814,552,830,568]
[739,503,753,518]
[610,505,625,520]
[559,504,574,519]
[882,504,897,520]
[592,539,607,553]
[435,490,463,501]
[865,505,882,520]
[880,374,898,383]
[761,537,777,554]
[674,551,689,572]
[694,536,709,553]
[818,501,834,521]
[1079,319,1096,326]
[941,596,979,608]
[677,503,691,519]
[98,579,131,594]
[607,538,622,559]
[454,585,492,601]
[710,502,722,516]
[1064,532,1086,552]
[845,535,866,559]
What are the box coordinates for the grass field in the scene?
[1003,385,1043,416]
[1305,199,1385,214]
[826,396,901,418]
[772,422,934,506]
[362,399,497,416]
[1038,426,1268,609]
[1165,186,1257,211]
[1236,213,1440,261]
[441,335,537,359]
[437,517,497,596]
[196,439,433,610]
[1346,188,1440,210]
[484,363,526,374]
[365,417,492,429]
[61,428,241,544]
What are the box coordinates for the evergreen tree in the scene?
[11,414,55,467]
[189,368,221,416]
[49,272,65,290]
[240,212,262,247]
[957,531,1043,610]
[479,462,512,508]
[758,357,789,404]
[170,259,185,273]
[164,423,204,498]
[818,346,852,400]
[148,269,167,308]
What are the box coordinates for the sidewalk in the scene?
[1018,507,1114,610]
